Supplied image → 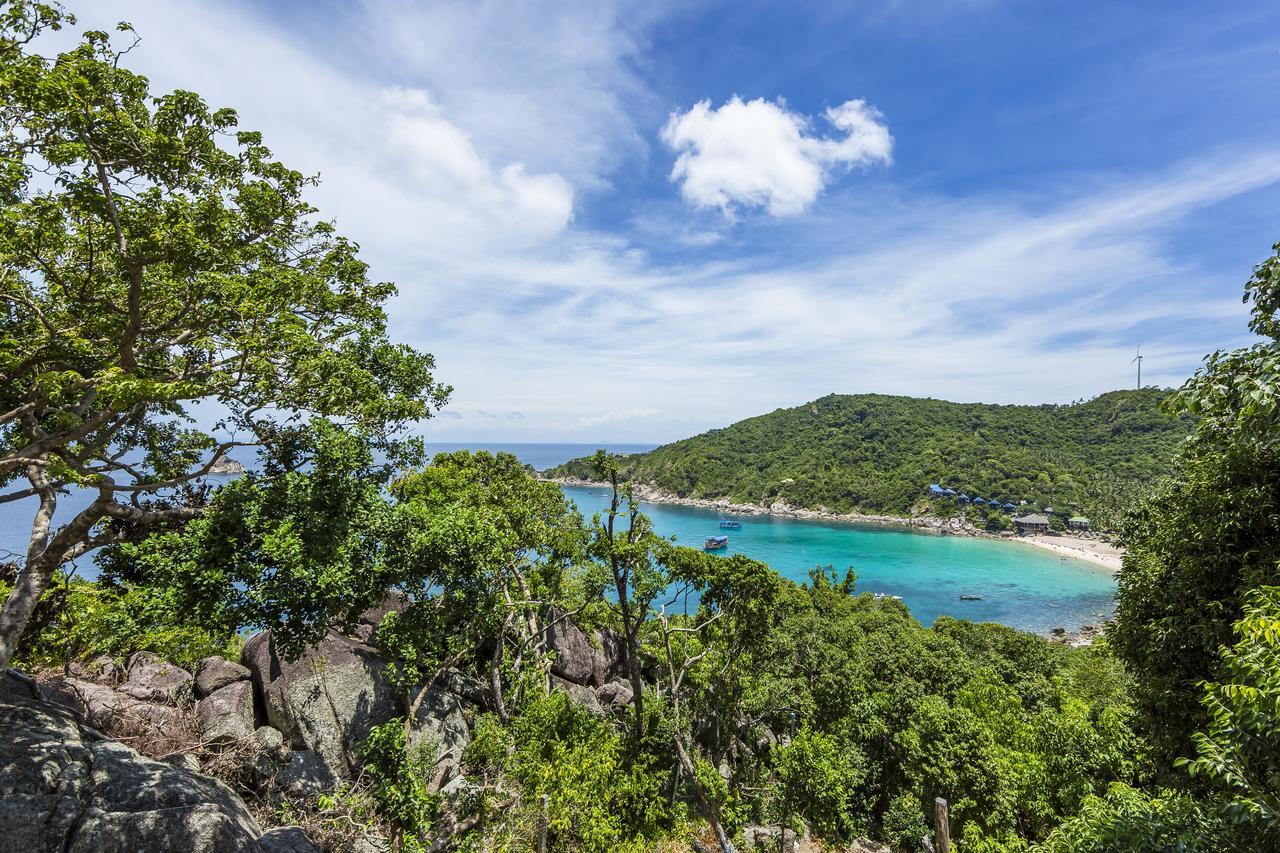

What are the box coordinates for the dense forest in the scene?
[550,390,1190,527]
[2,6,1279,852]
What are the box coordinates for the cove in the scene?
[560,484,1115,634]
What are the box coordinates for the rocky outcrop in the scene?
[0,675,264,852]
[242,629,399,781]
[45,676,177,732]
[196,680,256,745]
[194,656,251,698]
[118,651,193,704]
[257,826,323,853]
[545,609,626,688]
[242,628,481,794]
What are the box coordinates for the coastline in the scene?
[545,475,1124,571]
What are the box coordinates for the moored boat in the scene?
[719,519,742,529]
[703,535,729,550]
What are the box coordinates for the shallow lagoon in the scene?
[560,485,1115,634]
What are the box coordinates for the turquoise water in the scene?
[559,485,1115,634]
[1,442,1115,634]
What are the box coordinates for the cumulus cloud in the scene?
[660,96,892,217]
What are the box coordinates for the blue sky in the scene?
[83,1,1280,441]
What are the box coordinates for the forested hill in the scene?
[549,389,1191,523]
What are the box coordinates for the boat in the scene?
[874,592,903,601]
[719,519,742,529]
[703,535,729,551]
[959,594,984,601]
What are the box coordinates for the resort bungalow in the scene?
[957,494,970,504]
[1002,502,1017,511]
[972,497,987,506]
[1014,514,1051,534]
[1068,516,1091,531]
[929,484,946,496]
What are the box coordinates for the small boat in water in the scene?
[719,519,742,529]
[873,592,903,601]
[959,594,984,601]
[703,535,729,551]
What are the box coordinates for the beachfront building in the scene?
[1014,514,1050,534]
[1068,516,1091,531]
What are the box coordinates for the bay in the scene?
[1,442,1115,634]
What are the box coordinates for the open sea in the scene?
[1,442,1115,634]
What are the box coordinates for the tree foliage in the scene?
[551,390,1187,523]
[0,0,445,667]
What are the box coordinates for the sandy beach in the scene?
[1013,535,1124,572]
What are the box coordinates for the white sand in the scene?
[1015,534,1124,572]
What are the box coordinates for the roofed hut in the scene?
[1014,514,1050,534]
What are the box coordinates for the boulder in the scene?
[596,679,633,712]
[350,591,410,643]
[274,749,340,797]
[408,687,472,792]
[545,610,626,688]
[742,825,798,852]
[68,654,123,685]
[118,651,193,704]
[193,657,251,699]
[45,677,177,732]
[242,629,399,780]
[0,676,262,852]
[258,826,323,853]
[196,680,256,745]
[551,675,604,717]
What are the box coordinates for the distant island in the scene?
[547,389,1189,530]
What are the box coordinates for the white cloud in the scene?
[660,96,892,218]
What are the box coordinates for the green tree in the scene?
[0,2,445,667]
[1111,240,1280,766]
[1179,586,1280,831]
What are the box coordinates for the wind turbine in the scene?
[1131,346,1143,389]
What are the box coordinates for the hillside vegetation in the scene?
[551,389,1189,524]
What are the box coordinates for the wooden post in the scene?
[934,797,950,853]
[538,793,549,853]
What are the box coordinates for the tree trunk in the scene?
[0,552,56,670]
[673,731,736,853]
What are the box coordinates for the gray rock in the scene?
[196,680,256,745]
[275,749,340,797]
[742,825,798,852]
[596,679,633,712]
[161,751,203,774]
[351,591,410,643]
[551,674,604,716]
[0,679,261,852]
[408,687,472,792]
[118,651,193,704]
[545,610,627,688]
[242,629,399,781]
[193,657,251,699]
[258,826,323,853]
[68,654,122,684]
[45,677,177,732]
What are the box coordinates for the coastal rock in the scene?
[207,456,246,475]
[242,629,399,781]
[552,674,604,717]
[258,827,324,853]
[545,609,626,687]
[546,609,604,685]
[596,679,633,712]
[45,676,177,732]
[119,651,193,704]
[408,687,472,791]
[194,657,251,699]
[275,749,341,797]
[68,654,123,685]
[196,680,256,745]
[0,677,262,852]
[351,591,410,643]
